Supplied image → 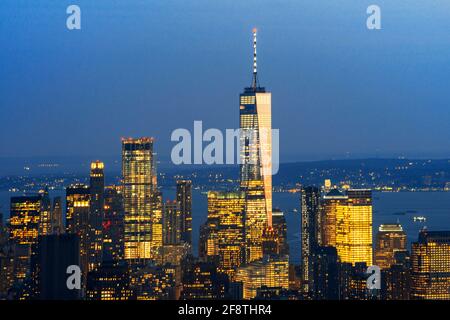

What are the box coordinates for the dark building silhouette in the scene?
[102,186,124,262]
[300,186,321,297]
[381,250,411,300]
[89,161,105,271]
[33,234,80,300]
[176,180,192,244]
[313,246,339,300]
[163,200,181,245]
[180,258,229,300]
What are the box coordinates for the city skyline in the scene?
[1,1,450,304]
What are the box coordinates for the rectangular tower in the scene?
[300,186,321,296]
[176,180,192,244]
[411,230,450,299]
[335,189,373,266]
[122,137,155,261]
[89,161,105,271]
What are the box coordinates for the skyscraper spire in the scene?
[251,28,258,89]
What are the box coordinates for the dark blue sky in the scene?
[1,0,450,163]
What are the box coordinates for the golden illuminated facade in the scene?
[9,196,42,281]
[240,29,272,263]
[150,191,163,255]
[374,223,407,270]
[321,189,347,247]
[335,189,373,266]
[205,191,245,279]
[122,137,160,261]
[235,255,289,299]
[411,231,450,300]
[9,196,41,246]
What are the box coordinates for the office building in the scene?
[374,223,407,269]
[176,180,192,244]
[411,230,450,299]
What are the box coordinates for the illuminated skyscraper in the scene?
[321,189,347,247]
[122,138,157,261]
[150,191,163,257]
[203,191,245,279]
[335,189,373,266]
[300,186,321,296]
[66,184,90,276]
[9,195,42,282]
[9,196,41,246]
[176,180,192,245]
[411,230,450,300]
[374,223,407,270]
[234,255,289,300]
[240,29,272,263]
[89,161,105,271]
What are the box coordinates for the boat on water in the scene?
[413,216,427,222]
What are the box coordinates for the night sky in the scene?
[1,0,450,164]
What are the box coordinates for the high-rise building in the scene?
[335,189,373,266]
[51,197,63,234]
[38,188,51,236]
[32,234,81,300]
[163,200,181,245]
[89,161,105,271]
[321,189,347,247]
[203,191,245,279]
[102,186,124,262]
[374,223,407,270]
[65,184,90,276]
[0,214,15,298]
[150,191,163,258]
[122,137,158,262]
[240,29,272,263]
[300,186,321,296]
[313,246,339,300]
[9,196,41,246]
[176,180,192,245]
[381,251,411,300]
[9,195,42,282]
[411,230,450,300]
[338,262,376,300]
[271,209,289,256]
[234,255,289,300]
